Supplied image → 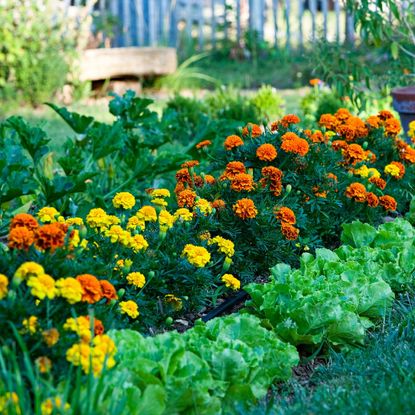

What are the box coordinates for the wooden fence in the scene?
[80,0,355,49]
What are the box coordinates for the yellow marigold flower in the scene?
[151,189,171,198]
[126,272,146,288]
[199,231,211,241]
[14,262,45,282]
[42,328,60,347]
[127,215,146,231]
[112,192,136,210]
[129,234,149,252]
[139,205,157,222]
[0,274,8,300]
[174,208,193,222]
[66,342,91,374]
[105,225,131,245]
[68,229,82,249]
[56,277,84,304]
[91,334,117,374]
[35,356,52,374]
[120,300,139,319]
[37,207,59,223]
[208,236,235,257]
[27,274,57,300]
[367,168,381,178]
[64,316,92,342]
[0,392,21,415]
[221,274,241,290]
[159,210,174,231]
[114,259,133,271]
[41,397,70,415]
[65,217,84,226]
[194,198,213,215]
[151,197,168,207]
[354,165,370,178]
[164,294,183,311]
[86,208,114,230]
[182,244,211,268]
[384,163,401,177]
[22,316,38,334]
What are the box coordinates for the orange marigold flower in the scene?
[345,182,367,202]
[261,166,283,181]
[176,168,191,183]
[347,116,368,138]
[181,160,199,169]
[10,213,39,231]
[193,174,204,188]
[87,316,105,335]
[177,189,197,208]
[280,136,309,156]
[303,129,312,137]
[256,143,278,161]
[319,114,339,130]
[196,140,212,149]
[335,108,352,122]
[100,280,118,303]
[369,177,387,190]
[8,227,35,250]
[389,161,406,179]
[385,118,401,136]
[275,207,296,224]
[331,140,348,151]
[281,222,300,240]
[310,130,324,143]
[344,143,366,164]
[174,181,186,195]
[280,114,301,128]
[313,186,327,198]
[399,143,415,163]
[327,173,338,182]
[34,223,66,252]
[76,274,103,304]
[309,78,321,86]
[230,173,255,192]
[366,192,379,207]
[336,124,356,142]
[378,110,394,121]
[270,179,283,196]
[220,161,246,180]
[379,195,397,211]
[365,150,377,163]
[224,135,244,150]
[233,198,258,220]
[212,199,226,210]
[366,115,381,129]
[204,175,216,184]
[242,123,262,137]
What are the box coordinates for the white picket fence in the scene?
[80,0,355,49]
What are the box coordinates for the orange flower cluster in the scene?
[346,183,396,210]
[280,132,309,157]
[279,114,301,129]
[196,140,212,149]
[260,166,283,196]
[230,173,255,192]
[369,176,386,190]
[76,274,117,304]
[224,135,244,150]
[379,195,397,211]
[177,189,197,208]
[274,207,299,240]
[345,182,367,202]
[233,198,258,219]
[342,143,368,165]
[242,123,262,138]
[396,139,415,164]
[220,161,246,181]
[256,143,277,161]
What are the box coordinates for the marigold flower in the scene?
[35,223,66,251]
[336,124,356,142]
[369,176,387,190]
[310,130,324,143]
[22,316,38,334]
[127,215,146,231]
[379,195,397,211]
[194,198,213,215]
[319,114,339,130]
[176,168,192,183]
[327,172,338,182]
[64,316,100,342]
[280,135,309,156]
[100,280,118,302]
[174,208,193,222]
[212,199,226,210]
[275,207,296,224]
[261,166,283,181]
[309,78,321,86]
[221,274,241,290]
[158,210,175,231]
[119,300,139,319]
[385,161,405,179]
[10,213,39,231]
[126,272,146,288]
[0,274,8,300]
[378,110,394,121]
[204,174,216,185]
[56,277,84,304]
[86,208,117,231]
[384,118,401,136]
[8,226,35,250]
[345,182,367,202]
[37,207,60,223]
[256,143,278,161]
[233,198,258,220]
[164,294,183,311]
[112,192,136,210]
[137,205,157,222]
[281,223,300,240]
[105,225,131,245]
[343,143,366,164]
[331,140,348,151]
[280,114,301,128]
[76,274,103,304]
[14,262,45,284]
[399,143,415,163]
[196,140,212,149]
[35,356,52,374]
[40,397,70,415]
[65,217,84,227]
[366,115,381,129]
[151,197,168,207]
[366,192,379,207]
[208,236,235,257]
[177,189,197,208]
[220,161,246,180]
[129,234,149,252]
[151,189,171,198]
[335,108,352,122]
[27,274,57,300]
[230,173,255,192]
[224,135,244,150]
[242,123,262,137]
[182,244,211,267]
[42,328,60,347]
[181,160,200,169]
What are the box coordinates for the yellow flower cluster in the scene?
[409,120,415,142]
[174,208,193,222]
[354,165,380,179]
[182,244,211,268]
[64,316,94,342]
[86,208,120,231]
[194,198,213,216]
[105,225,149,252]
[56,277,84,304]
[37,207,61,223]
[0,392,20,415]
[119,300,139,319]
[66,334,116,376]
[159,210,175,231]
[0,274,8,300]
[384,163,401,177]
[27,274,57,300]
[22,315,38,334]
[112,192,136,210]
[221,274,241,290]
[164,294,183,311]
[14,262,45,283]
[40,397,70,415]
[208,236,235,258]
[151,188,171,207]
[126,272,146,288]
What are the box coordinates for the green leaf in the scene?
[46,103,94,134]
[341,221,377,247]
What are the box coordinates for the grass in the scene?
[252,294,415,415]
